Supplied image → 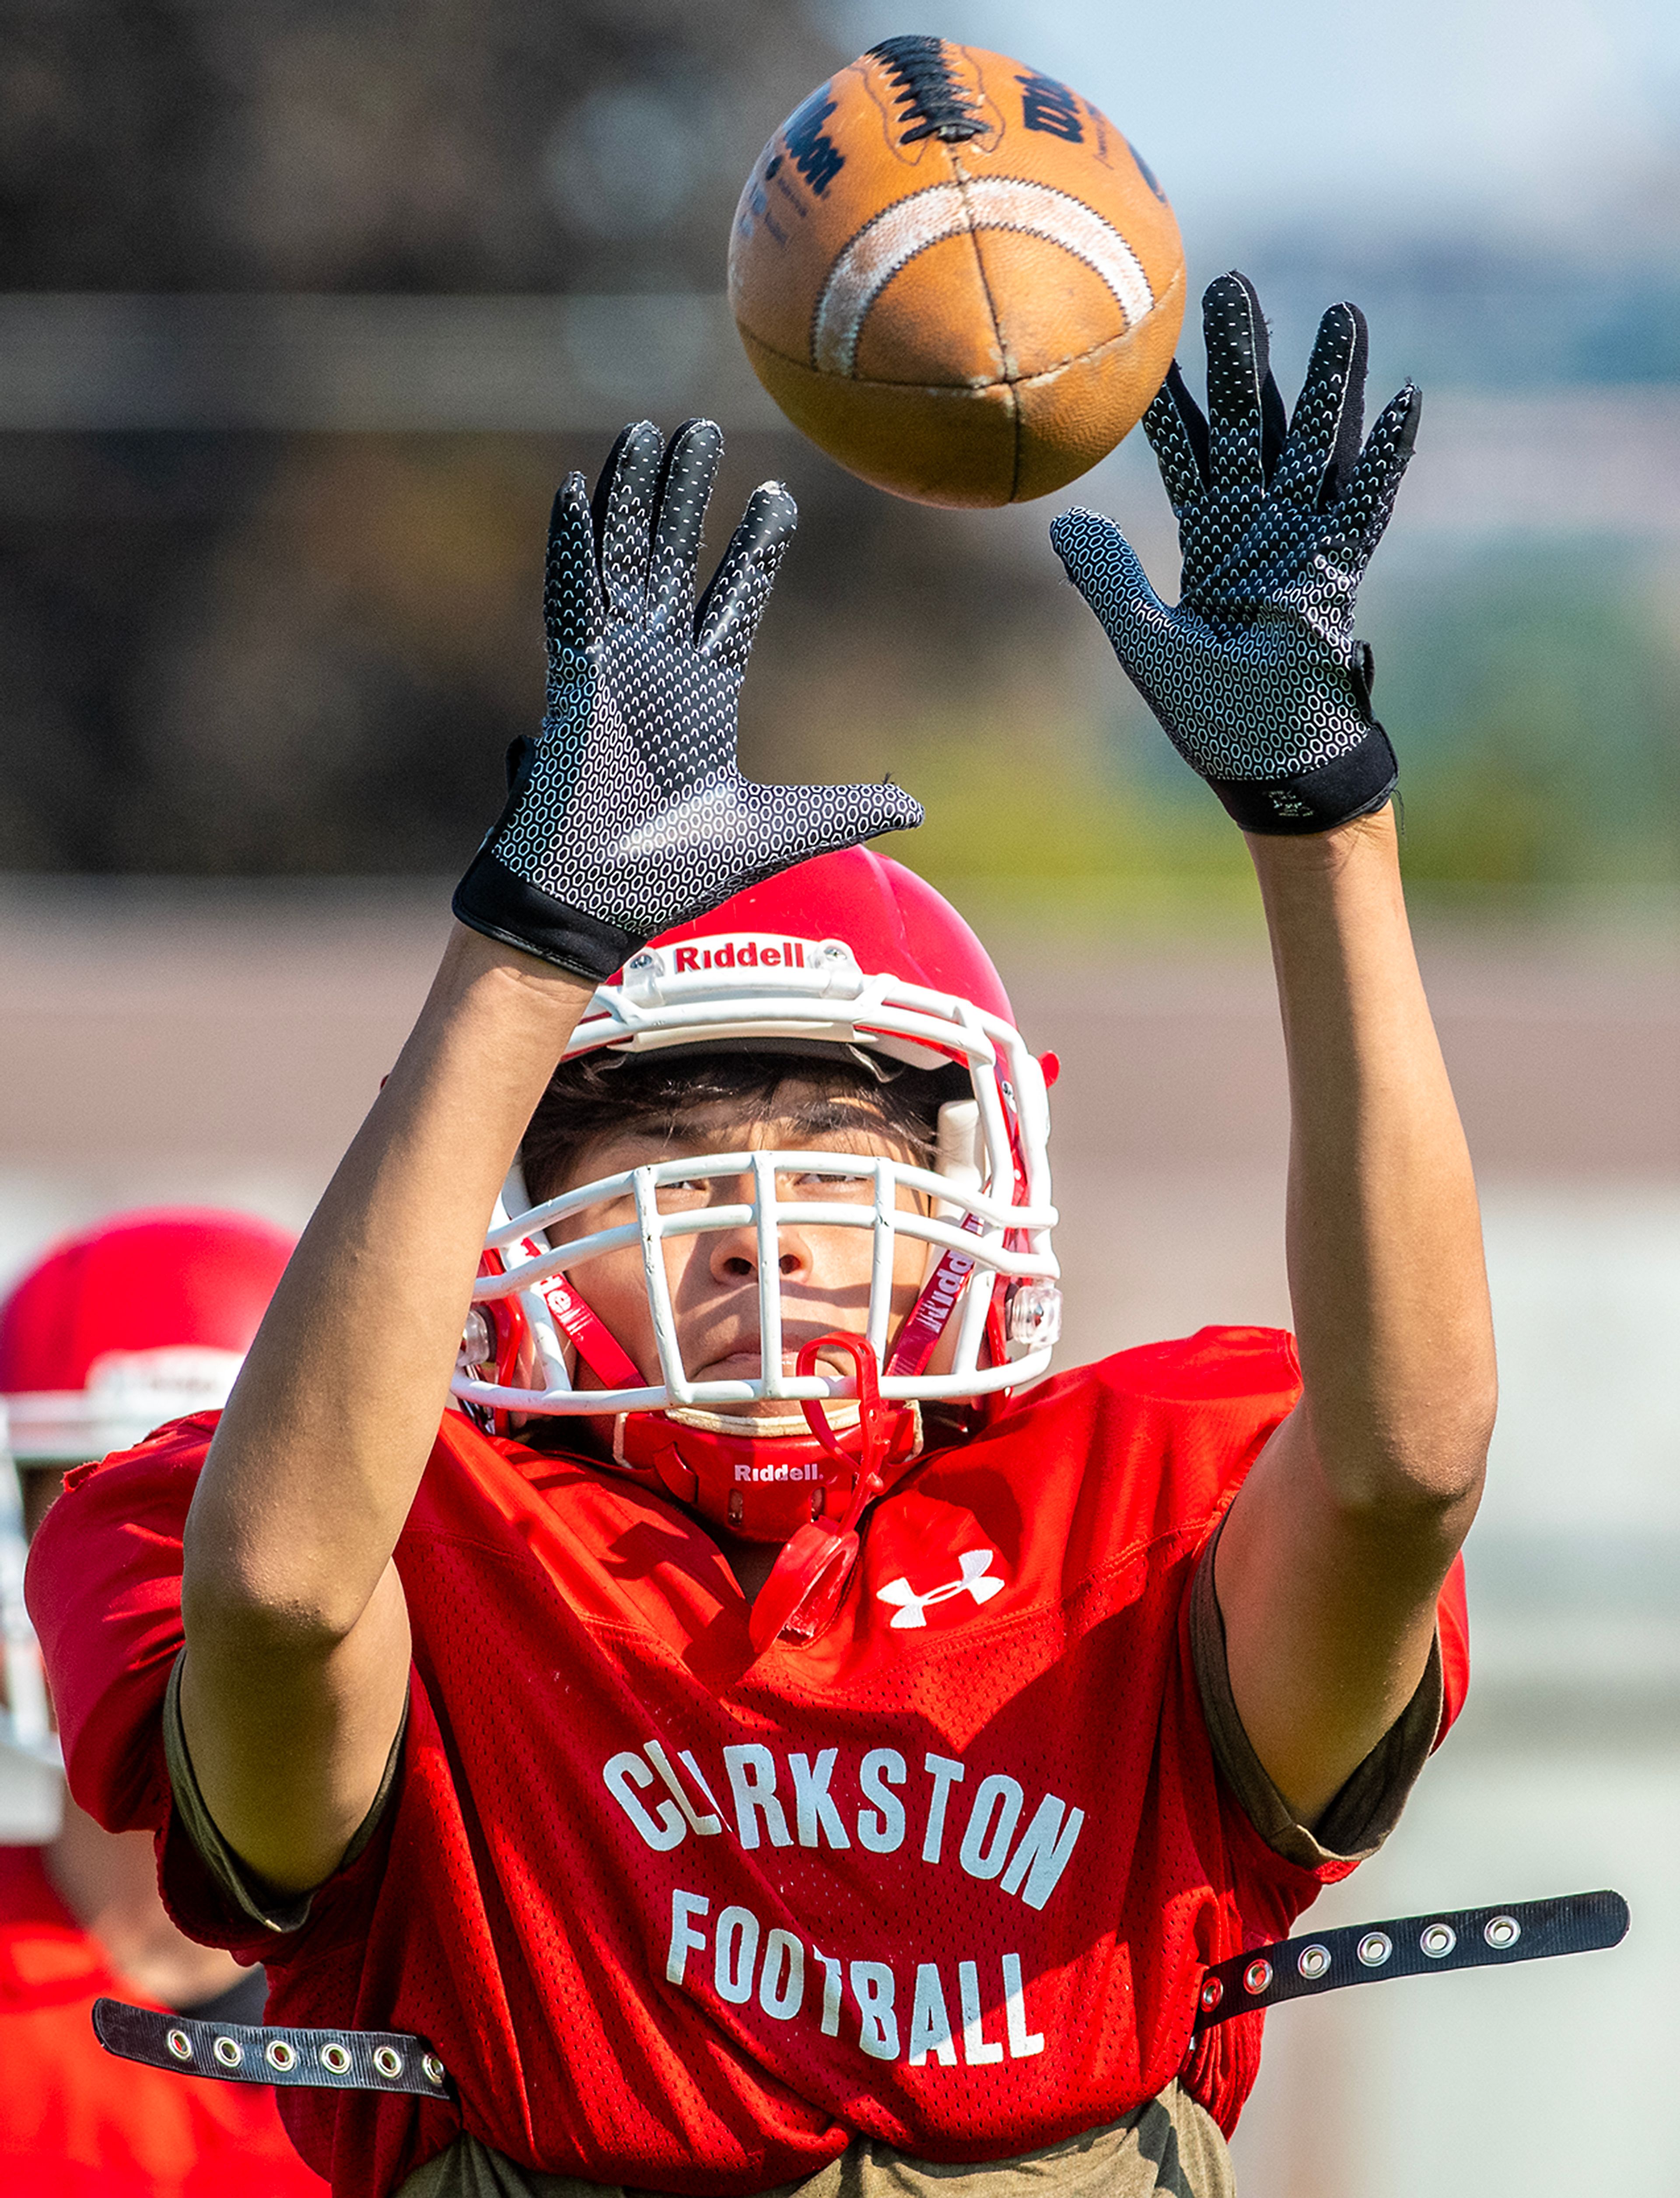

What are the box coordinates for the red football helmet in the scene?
[1,1207,296,1775]
[454,851,1061,1576]
[0,1208,296,1464]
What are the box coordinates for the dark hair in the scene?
[520,1048,951,1203]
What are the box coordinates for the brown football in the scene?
[728,37,1186,508]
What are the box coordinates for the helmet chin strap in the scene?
[746,1334,898,1656]
[514,1269,962,1638]
[532,1270,644,1390]
[885,1223,982,1380]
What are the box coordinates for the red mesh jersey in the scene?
[0,1846,324,2196]
[28,1329,1469,2198]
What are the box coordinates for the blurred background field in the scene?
[0,3,1677,2193]
[3,0,1680,904]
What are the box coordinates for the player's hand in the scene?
[1050,273,1420,834]
[454,418,922,980]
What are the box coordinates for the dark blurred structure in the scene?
[0,2,1676,895]
[0,421,1071,873]
[0,3,1075,876]
[3,1,820,293]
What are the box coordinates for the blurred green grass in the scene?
[866,538,1680,938]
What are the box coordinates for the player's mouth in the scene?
[695,1344,860,1386]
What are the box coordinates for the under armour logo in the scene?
[876,1549,1006,1629]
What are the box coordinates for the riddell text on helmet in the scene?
[605,1738,1081,2065]
[670,938,808,972]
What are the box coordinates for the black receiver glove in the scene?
[1050,273,1421,833]
[454,418,923,980]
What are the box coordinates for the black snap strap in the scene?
[1194,1888,1628,2030]
[94,1891,1628,2091]
[91,1997,455,2099]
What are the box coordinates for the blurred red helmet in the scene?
[0,1208,296,1463]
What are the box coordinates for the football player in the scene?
[0,1209,322,2194]
[30,279,1491,2198]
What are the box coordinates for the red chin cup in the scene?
[612,1336,919,1550]
[746,1335,903,1657]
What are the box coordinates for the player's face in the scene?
[548,1088,931,1407]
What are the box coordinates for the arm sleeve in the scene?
[1188,1520,1449,1869]
[24,1424,212,1838]
[162,1651,408,1936]
[25,1418,410,1955]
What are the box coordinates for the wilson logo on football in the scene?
[875,1549,1006,1629]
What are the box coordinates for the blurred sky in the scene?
[814,0,1680,252]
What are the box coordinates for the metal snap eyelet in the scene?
[318,2040,352,2075]
[265,2039,298,2072]
[1420,1922,1456,1959]
[1357,1931,1393,1967]
[1297,1943,1332,1981]
[1199,1975,1224,2011]
[422,2053,446,2086]
[166,2027,194,2061]
[373,2045,404,2079]
[1484,1913,1521,1950]
[1242,1958,1273,1995]
[213,2035,243,2068]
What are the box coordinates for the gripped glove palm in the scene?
[454,417,923,980]
[1049,273,1421,834]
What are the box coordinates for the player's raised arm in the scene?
[1052,274,1495,1824]
[179,419,921,1894]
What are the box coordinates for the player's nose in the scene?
[707,1216,810,1285]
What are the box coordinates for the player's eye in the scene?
[654,1177,713,1211]
[784,1170,869,1200]
[560,1189,639,1236]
